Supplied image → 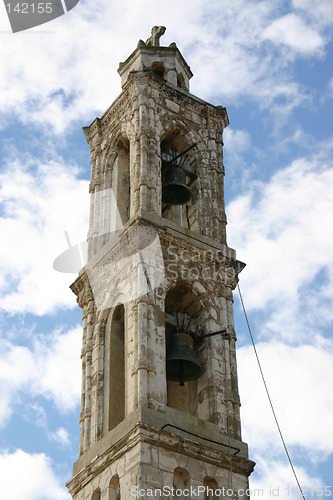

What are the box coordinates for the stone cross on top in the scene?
[146,25,166,46]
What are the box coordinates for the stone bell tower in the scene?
[67,27,254,500]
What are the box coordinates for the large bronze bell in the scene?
[162,165,191,205]
[166,332,201,386]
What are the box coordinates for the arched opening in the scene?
[203,477,219,500]
[91,488,101,500]
[177,72,186,89]
[152,61,165,80]
[89,137,131,259]
[173,468,190,499]
[110,138,130,228]
[109,304,125,430]
[165,283,202,415]
[160,137,198,230]
[109,474,121,500]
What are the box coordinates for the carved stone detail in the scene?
[68,29,253,500]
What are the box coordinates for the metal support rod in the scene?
[199,329,227,339]
[163,143,197,166]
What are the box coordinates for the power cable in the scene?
[237,282,306,500]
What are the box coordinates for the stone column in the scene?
[138,95,149,212]
[136,300,148,407]
[131,133,141,215]
[127,301,138,413]
[79,307,86,457]
[83,294,94,452]
[226,293,242,440]
[90,319,105,443]
[146,301,158,406]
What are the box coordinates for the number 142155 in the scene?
[5,3,53,13]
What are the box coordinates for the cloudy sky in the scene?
[0,0,333,498]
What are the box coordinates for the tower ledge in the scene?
[67,406,255,498]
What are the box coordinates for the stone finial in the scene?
[146,26,166,46]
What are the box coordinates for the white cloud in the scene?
[33,327,82,411]
[238,340,333,460]
[227,152,333,340]
[24,403,48,428]
[292,0,333,26]
[0,326,81,426]
[0,343,36,426]
[329,78,333,97]
[0,0,331,132]
[0,152,89,315]
[178,3,311,113]
[248,456,323,499]
[223,128,253,189]
[224,128,251,153]
[228,146,333,487]
[49,427,71,448]
[262,13,325,56]
[0,449,69,500]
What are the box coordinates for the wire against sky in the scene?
[237,282,306,500]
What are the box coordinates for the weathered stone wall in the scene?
[84,68,229,261]
[70,214,245,457]
[68,34,254,500]
[67,420,253,500]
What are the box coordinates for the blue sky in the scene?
[0,0,333,498]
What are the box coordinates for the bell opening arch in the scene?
[160,129,199,230]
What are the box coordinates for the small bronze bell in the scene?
[166,332,201,386]
[162,165,191,206]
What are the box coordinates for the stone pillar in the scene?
[90,319,105,443]
[83,296,94,453]
[79,308,86,457]
[136,300,148,407]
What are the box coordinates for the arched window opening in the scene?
[110,139,130,228]
[91,488,101,500]
[203,477,219,500]
[161,139,198,230]
[177,72,186,89]
[109,304,125,430]
[165,283,202,415]
[173,468,190,499]
[152,61,165,80]
[109,474,121,500]
[90,138,130,258]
